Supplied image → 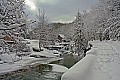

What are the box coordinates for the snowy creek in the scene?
[0,54,78,80]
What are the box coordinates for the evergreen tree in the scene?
[73,11,88,57]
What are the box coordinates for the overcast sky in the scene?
[25,0,98,23]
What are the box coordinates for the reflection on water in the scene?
[5,64,62,80]
[63,54,79,68]
[50,54,79,68]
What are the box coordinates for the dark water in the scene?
[50,54,79,68]
[2,54,79,80]
[3,64,62,80]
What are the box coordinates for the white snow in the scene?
[0,47,3,53]
[59,34,65,38]
[0,61,4,64]
[26,39,39,50]
[0,53,20,63]
[0,56,61,74]
[0,39,62,74]
[30,48,62,58]
[49,64,68,73]
[62,40,120,80]
[61,52,97,80]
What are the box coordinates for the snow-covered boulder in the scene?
[0,47,3,53]
[52,50,62,57]
[49,64,68,73]
[0,53,20,63]
[0,54,13,63]
[0,61,4,64]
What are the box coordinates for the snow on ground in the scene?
[0,53,20,63]
[0,56,61,74]
[91,41,120,80]
[62,40,120,80]
[49,64,68,73]
[25,39,39,49]
[0,39,62,74]
[27,39,62,57]
[30,48,62,58]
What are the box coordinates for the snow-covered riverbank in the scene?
[0,39,63,75]
[62,40,120,80]
[0,56,62,74]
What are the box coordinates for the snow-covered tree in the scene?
[83,0,120,41]
[0,0,30,62]
[0,0,26,27]
[33,9,50,49]
[0,0,28,39]
[73,11,88,57]
[97,0,120,40]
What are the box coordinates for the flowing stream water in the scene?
[0,54,79,80]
